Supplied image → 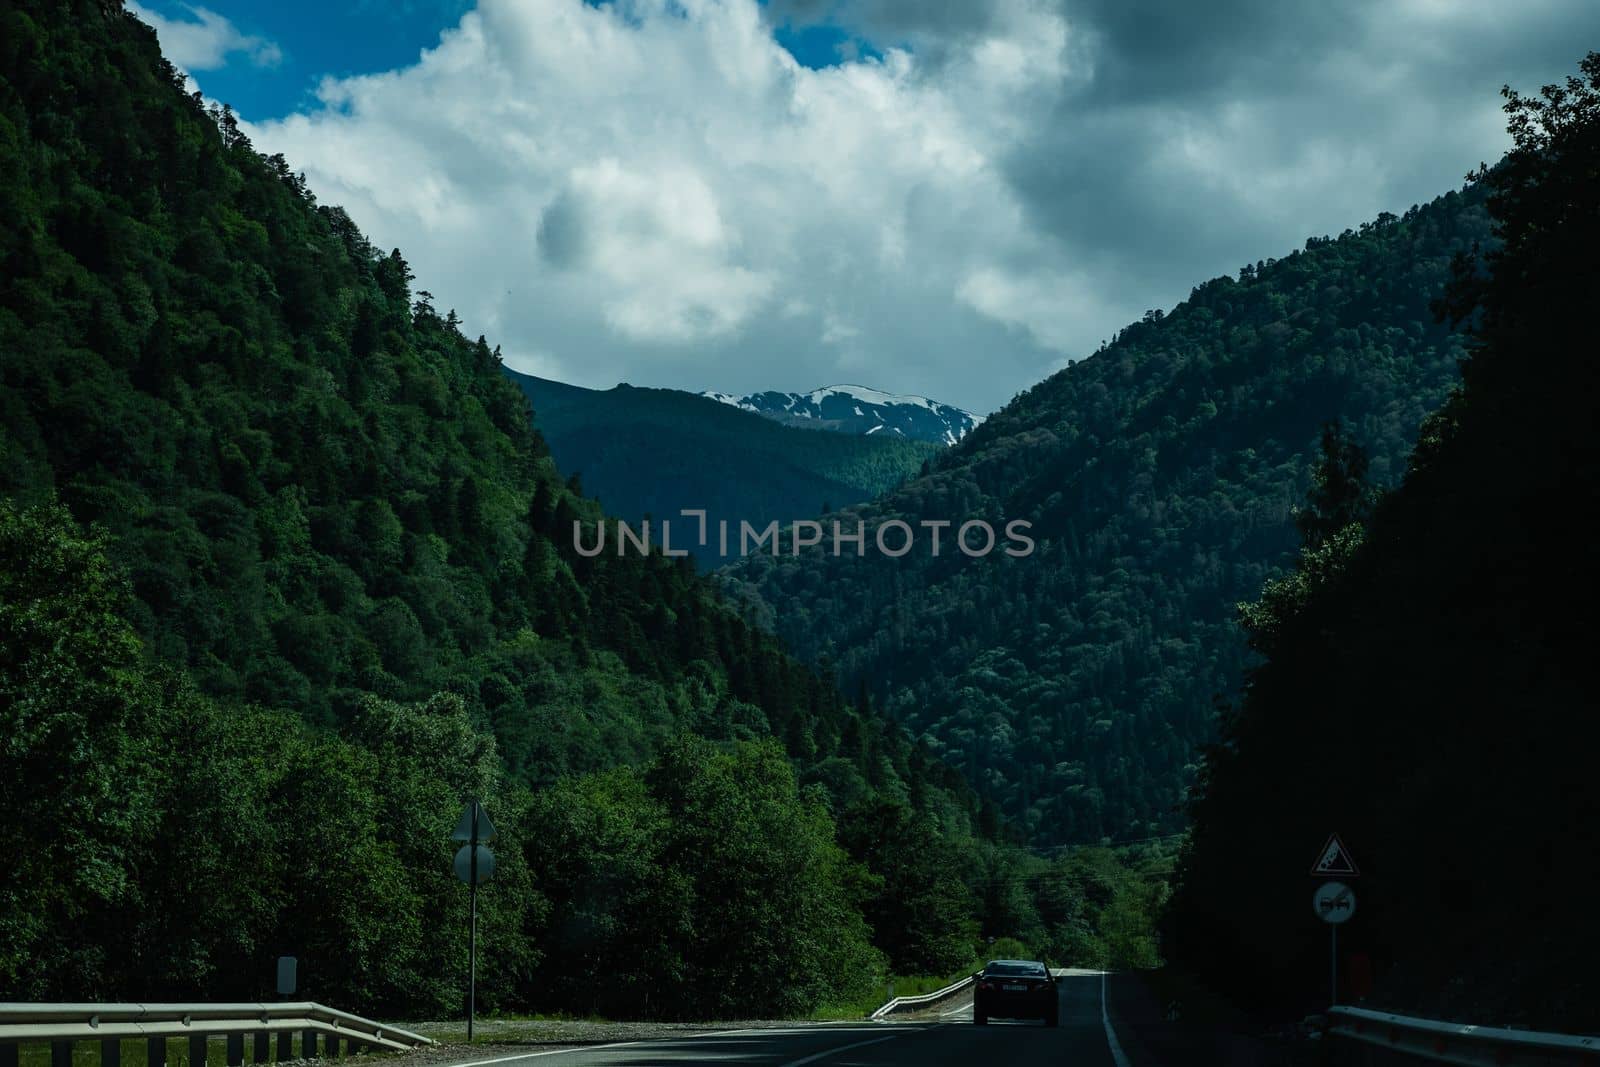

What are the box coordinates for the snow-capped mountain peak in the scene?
[699,384,983,445]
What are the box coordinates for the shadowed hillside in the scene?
[1171,54,1600,1029]
[726,184,1491,844]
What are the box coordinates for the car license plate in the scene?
[1003,983,1026,991]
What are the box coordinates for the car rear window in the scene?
[985,961,1046,976]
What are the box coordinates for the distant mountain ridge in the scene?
[701,384,983,445]
[506,370,940,559]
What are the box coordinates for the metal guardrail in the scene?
[1327,1005,1600,1065]
[869,967,1074,1021]
[0,1002,432,1067]
[869,975,977,1020]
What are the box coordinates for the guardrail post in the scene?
[300,1030,316,1059]
[189,1033,207,1067]
[102,1037,121,1067]
[275,1032,290,1062]
[226,1034,243,1067]
[1,1042,18,1067]
[51,1040,72,1067]
[148,1037,166,1067]
[251,1033,269,1063]
[325,1036,339,1059]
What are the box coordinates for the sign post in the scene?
[1312,881,1356,1003]
[1309,833,1360,1007]
[469,817,477,1047]
[453,801,497,1041]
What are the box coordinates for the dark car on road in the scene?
[974,959,1058,1026]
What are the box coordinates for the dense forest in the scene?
[507,370,939,562]
[0,0,875,788]
[725,180,1492,845]
[0,0,1156,1015]
[1169,55,1600,1028]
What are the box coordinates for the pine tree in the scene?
[1295,420,1374,549]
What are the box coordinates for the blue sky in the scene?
[127,0,1600,412]
[134,0,869,120]
[129,1,461,118]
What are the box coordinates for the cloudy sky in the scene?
[129,0,1600,414]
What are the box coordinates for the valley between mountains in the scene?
[3,0,1597,1034]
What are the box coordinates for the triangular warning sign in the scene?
[452,802,497,844]
[1310,833,1360,877]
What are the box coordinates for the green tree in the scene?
[522,768,690,1018]
[647,736,884,1018]
[0,501,158,996]
[838,800,979,974]
[1295,421,1374,549]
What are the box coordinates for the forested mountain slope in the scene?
[0,0,1040,1013]
[0,0,907,785]
[725,185,1491,844]
[1171,56,1600,1029]
[507,369,938,560]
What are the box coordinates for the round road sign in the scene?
[453,843,496,885]
[1312,880,1356,924]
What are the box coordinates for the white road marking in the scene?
[1101,972,1133,1067]
[728,1028,887,1036]
[435,1041,647,1066]
[437,1026,756,1067]
[778,1032,905,1066]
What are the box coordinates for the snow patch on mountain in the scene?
[699,384,983,445]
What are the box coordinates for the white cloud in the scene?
[240,0,1600,412]
[127,2,282,72]
[820,313,861,345]
[538,157,776,342]
[243,0,1076,410]
[957,266,1106,353]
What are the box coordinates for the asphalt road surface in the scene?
[437,975,1123,1066]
